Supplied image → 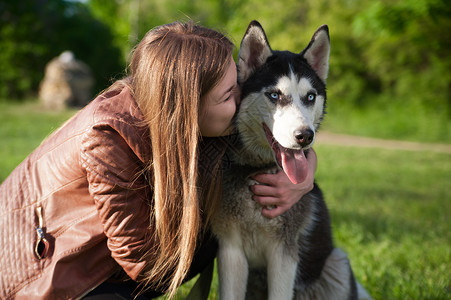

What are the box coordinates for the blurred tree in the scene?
[86,0,133,61]
[86,0,233,57]
[352,0,451,111]
[0,0,123,100]
[1,0,450,124]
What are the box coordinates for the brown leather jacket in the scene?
[0,87,194,299]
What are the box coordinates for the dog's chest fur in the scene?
[213,162,319,267]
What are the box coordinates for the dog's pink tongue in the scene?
[280,147,309,184]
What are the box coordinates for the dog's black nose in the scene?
[295,129,314,147]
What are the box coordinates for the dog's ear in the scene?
[238,20,273,83]
[301,25,330,83]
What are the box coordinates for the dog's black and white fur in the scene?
[212,21,359,300]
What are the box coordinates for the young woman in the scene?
[0,21,317,299]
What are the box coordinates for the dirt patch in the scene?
[316,132,451,154]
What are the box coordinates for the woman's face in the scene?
[199,57,239,137]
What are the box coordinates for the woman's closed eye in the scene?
[223,94,234,102]
[222,85,238,102]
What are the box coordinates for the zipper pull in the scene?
[35,206,50,260]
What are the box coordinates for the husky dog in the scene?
[212,21,358,300]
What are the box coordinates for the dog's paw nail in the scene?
[265,205,276,210]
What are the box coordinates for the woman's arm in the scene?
[249,149,317,219]
[81,123,153,280]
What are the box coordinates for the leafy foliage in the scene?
[87,0,451,114]
[0,0,449,141]
[0,0,123,98]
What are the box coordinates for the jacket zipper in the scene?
[35,206,50,259]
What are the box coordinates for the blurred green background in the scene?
[1,0,450,143]
[1,1,450,299]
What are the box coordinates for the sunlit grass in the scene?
[0,100,77,181]
[163,146,451,299]
[315,145,451,299]
[323,99,451,144]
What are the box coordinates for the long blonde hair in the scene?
[120,21,234,297]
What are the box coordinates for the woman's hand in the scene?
[250,149,317,219]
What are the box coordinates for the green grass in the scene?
[170,146,451,300]
[1,100,450,299]
[323,100,451,144]
[0,100,78,181]
[315,145,451,299]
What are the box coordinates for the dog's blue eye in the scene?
[307,93,316,102]
[266,92,279,101]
